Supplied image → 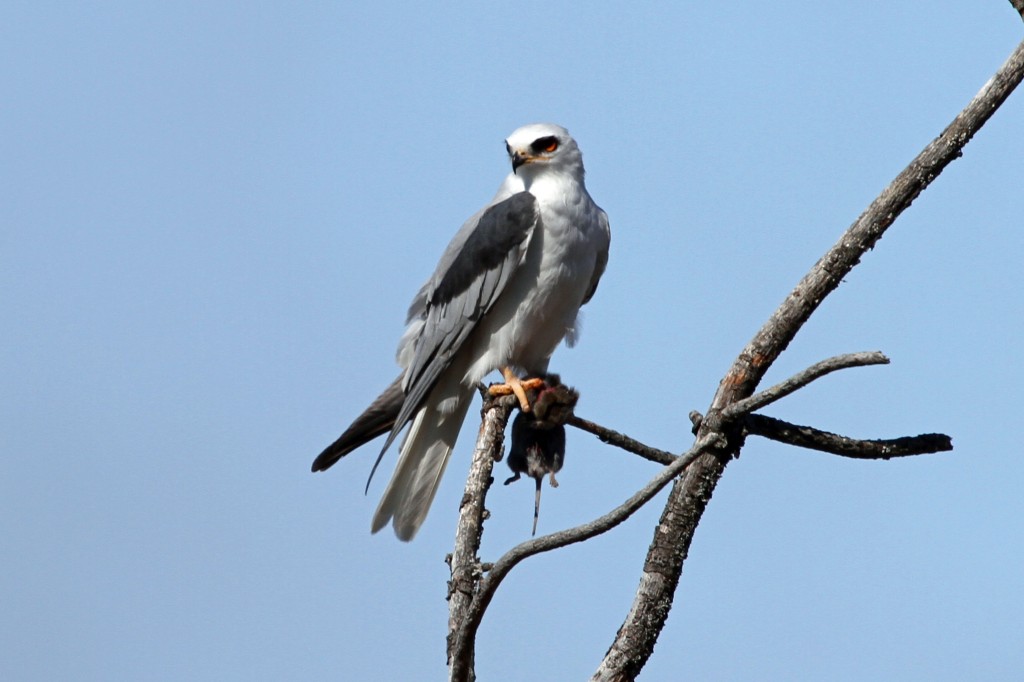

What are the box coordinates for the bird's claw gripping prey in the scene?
[487,369,546,412]
[312,123,610,541]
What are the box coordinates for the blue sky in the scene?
[3,3,1023,680]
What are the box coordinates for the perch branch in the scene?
[744,414,953,459]
[594,37,1024,681]
[446,393,515,679]
[448,432,722,682]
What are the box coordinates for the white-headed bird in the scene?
[313,123,610,541]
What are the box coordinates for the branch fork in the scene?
[446,21,1024,681]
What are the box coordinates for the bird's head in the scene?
[504,123,584,181]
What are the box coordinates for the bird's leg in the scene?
[487,367,544,412]
[548,471,559,488]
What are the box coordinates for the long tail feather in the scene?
[311,375,404,472]
[371,380,474,541]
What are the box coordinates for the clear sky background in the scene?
[4,3,1023,680]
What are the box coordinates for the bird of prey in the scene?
[312,123,610,541]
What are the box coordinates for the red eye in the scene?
[530,136,560,154]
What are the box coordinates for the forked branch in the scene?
[446,20,1024,682]
[448,431,723,682]
[593,35,1024,682]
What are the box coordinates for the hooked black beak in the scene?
[512,152,528,174]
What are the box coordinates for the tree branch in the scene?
[744,413,953,459]
[568,415,676,465]
[446,393,514,680]
[722,351,889,419]
[594,36,1024,681]
[449,432,723,682]
[1011,0,1024,22]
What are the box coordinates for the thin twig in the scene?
[723,351,889,418]
[594,37,1024,682]
[745,414,952,459]
[568,415,676,465]
[448,432,722,682]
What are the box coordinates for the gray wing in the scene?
[375,191,539,458]
[581,209,611,306]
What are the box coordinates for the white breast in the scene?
[462,173,606,384]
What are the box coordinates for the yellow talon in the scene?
[487,368,544,411]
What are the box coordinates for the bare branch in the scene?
[1011,0,1024,22]
[595,37,1024,681]
[745,413,953,459]
[446,393,514,680]
[449,433,722,682]
[568,415,676,465]
[723,351,889,419]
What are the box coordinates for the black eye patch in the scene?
[530,136,559,154]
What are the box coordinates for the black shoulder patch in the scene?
[430,192,537,306]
